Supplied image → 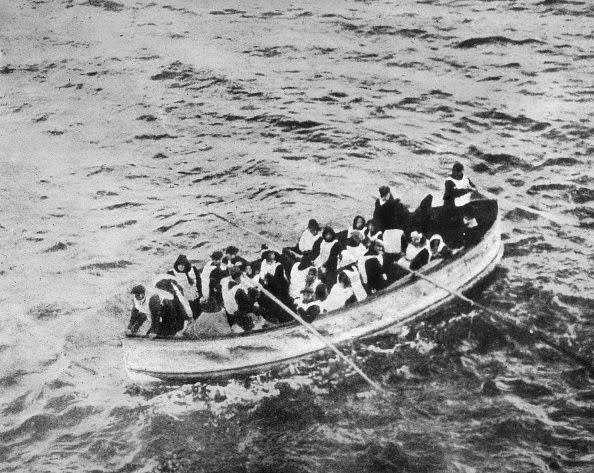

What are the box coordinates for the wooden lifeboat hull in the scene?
[123,200,503,382]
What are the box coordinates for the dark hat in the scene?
[378,185,391,197]
[173,254,190,272]
[131,285,145,295]
[453,161,464,173]
[307,218,321,230]
[211,250,223,260]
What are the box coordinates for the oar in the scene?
[211,212,385,393]
[209,213,284,252]
[256,283,385,393]
[399,264,594,375]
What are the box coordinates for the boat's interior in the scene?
[143,199,499,340]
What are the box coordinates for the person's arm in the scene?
[410,248,430,271]
[126,307,147,335]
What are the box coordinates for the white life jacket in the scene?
[298,229,319,252]
[289,263,311,299]
[314,239,338,268]
[324,284,354,312]
[172,268,199,301]
[382,229,404,254]
[339,244,367,268]
[133,293,151,314]
[446,175,473,207]
[200,263,216,300]
[260,260,282,281]
[342,268,367,302]
[399,242,430,269]
[357,254,383,285]
[221,277,242,315]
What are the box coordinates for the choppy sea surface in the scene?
[0,0,593,471]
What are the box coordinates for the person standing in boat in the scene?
[200,251,226,306]
[168,254,201,319]
[443,162,477,210]
[373,186,411,233]
[358,239,388,293]
[259,249,291,319]
[311,226,341,286]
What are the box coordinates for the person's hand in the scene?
[125,329,132,337]
[148,332,157,339]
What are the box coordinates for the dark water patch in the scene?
[478,75,502,82]
[345,51,379,61]
[28,303,72,320]
[506,178,525,187]
[474,110,549,131]
[81,260,132,270]
[80,0,124,12]
[468,146,532,172]
[44,241,72,252]
[504,208,539,222]
[87,165,114,177]
[152,152,168,160]
[243,45,298,58]
[250,384,326,428]
[134,133,177,140]
[137,114,157,122]
[2,394,28,415]
[527,183,573,194]
[243,161,278,177]
[94,190,118,197]
[100,220,137,229]
[162,4,196,15]
[247,114,323,132]
[209,9,246,15]
[0,370,28,389]
[387,60,429,70]
[455,36,544,49]
[192,166,242,183]
[0,406,98,443]
[504,236,556,257]
[537,157,581,167]
[47,129,65,135]
[33,113,49,123]
[156,219,190,233]
[505,379,554,399]
[103,202,142,210]
[280,155,307,161]
[58,82,84,89]
[566,206,594,228]
[570,187,594,204]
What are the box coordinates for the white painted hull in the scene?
[124,201,503,382]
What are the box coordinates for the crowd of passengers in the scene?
[126,163,482,339]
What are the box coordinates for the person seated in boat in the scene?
[184,295,232,339]
[154,275,193,333]
[223,266,265,332]
[358,239,388,293]
[296,283,329,323]
[397,231,431,271]
[241,262,260,289]
[364,219,383,243]
[126,285,152,336]
[292,266,323,306]
[338,230,367,269]
[296,218,322,254]
[223,245,248,269]
[347,215,367,238]
[442,162,478,244]
[200,251,226,306]
[461,206,482,247]
[259,248,291,310]
[429,234,453,261]
[410,194,434,236]
[324,271,359,312]
[312,226,341,286]
[289,256,314,300]
[443,162,477,210]
[167,254,201,319]
[373,185,411,233]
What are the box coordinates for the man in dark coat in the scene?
[373,185,411,232]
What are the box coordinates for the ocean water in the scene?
[0,0,592,471]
